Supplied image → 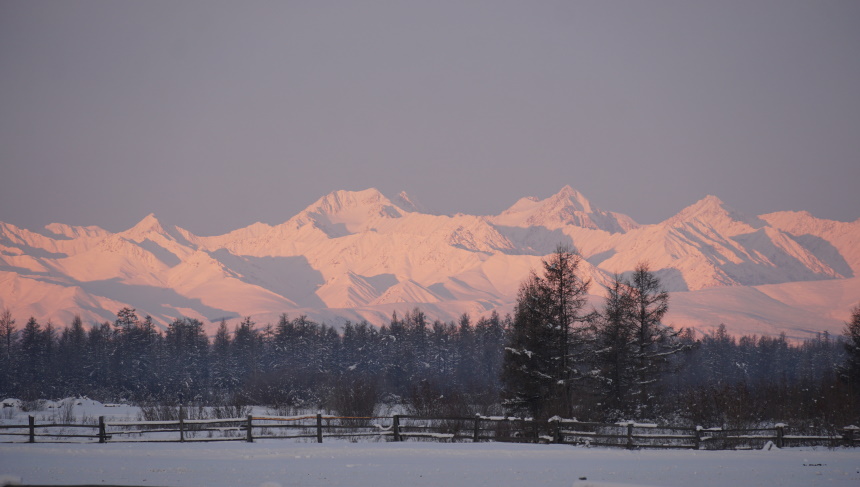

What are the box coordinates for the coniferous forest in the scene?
[1,249,858,429]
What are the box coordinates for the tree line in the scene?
[0,306,506,416]
[1,248,858,427]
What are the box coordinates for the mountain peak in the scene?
[557,184,575,196]
[120,213,192,244]
[291,188,406,235]
[551,185,592,212]
[127,213,164,234]
[493,186,637,233]
[698,194,724,207]
[310,188,396,215]
[673,195,729,218]
[667,195,765,233]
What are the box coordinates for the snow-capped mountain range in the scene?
[2,186,858,339]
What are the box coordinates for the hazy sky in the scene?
[2,1,859,235]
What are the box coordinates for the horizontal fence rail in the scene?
[2,413,858,450]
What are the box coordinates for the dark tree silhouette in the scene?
[502,246,590,419]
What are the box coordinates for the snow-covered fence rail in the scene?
[0,415,102,442]
[248,414,394,442]
[550,419,699,449]
[393,415,541,443]
[3,414,859,449]
[104,417,249,443]
[550,419,860,450]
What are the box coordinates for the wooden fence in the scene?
[548,419,859,450]
[2,414,858,449]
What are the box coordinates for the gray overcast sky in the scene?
[2,1,859,236]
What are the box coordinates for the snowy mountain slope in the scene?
[0,270,128,326]
[760,210,860,275]
[667,277,860,340]
[0,187,856,338]
[590,196,846,291]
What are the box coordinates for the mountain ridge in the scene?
[1,186,857,340]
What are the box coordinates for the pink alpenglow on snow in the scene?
[1,187,858,340]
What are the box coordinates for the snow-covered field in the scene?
[1,441,858,487]
[2,400,858,486]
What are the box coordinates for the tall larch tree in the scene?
[627,263,684,416]
[502,246,590,419]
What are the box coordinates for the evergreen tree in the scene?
[40,322,58,398]
[593,274,637,416]
[502,246,590,419]
[85,322,112,398]
[19,317,43,399]
[0,309,15,362]
[841,305,860,393]
[110,309,160,401]
[473,311,508,408]
[339,320,380,376]
[592,266,687,418]
[380,311,410,396]
[627,263,683,415]
[0,309,17,395]
[454,314,476,391]
[404,308,429,381]
[232,317,262,401]
[164,317,209,401]
[210,319,235,394]
[700,324,741,385]
[57,315,88,396]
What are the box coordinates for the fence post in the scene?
[843,426,857,447]
[392,415,401,442]
[316,413,324,443]
[626,422,634,450]
[693,426,701,450]
[473,415,480,443]
[246,414,253,443]
[552,418,562,444]
[28,415,35,443]
[775,424,785,449]
[98,416,107,443]
[179,411,185,443]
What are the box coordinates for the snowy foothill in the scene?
[1,441,859,487]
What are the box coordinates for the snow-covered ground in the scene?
[2,400,858,486]
[0,397,140,424]
[1,441,858,487]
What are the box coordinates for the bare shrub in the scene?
[19,399,42,412]
[138,403,180,422]
[57,399,76,424]
[210,398,251,420]
[327,374,379,418]
[407,380,472,418]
